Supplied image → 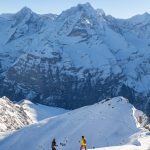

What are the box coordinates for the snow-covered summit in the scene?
[0,97,146,150]
[55,2,103,37]
[16,7,33,16]
[127,12,150,24]
[61,2,94,14]
[13,6,37,24]
[76,2,93,11]
[96,9,105,17]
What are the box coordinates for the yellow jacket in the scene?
[80,138,86,146]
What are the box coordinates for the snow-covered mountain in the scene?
[0,97,148,150]
[0,3,150,115]
[0,97,67,133]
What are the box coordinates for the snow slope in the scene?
[20,100,68,122]
[0,97,145,150]
[89,132,150,150]
[0,98,68,133]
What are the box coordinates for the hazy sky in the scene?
[0,0,150,18]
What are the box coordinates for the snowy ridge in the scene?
[0,97,68,133]
[0,97,148,150]
[20,99,68,122]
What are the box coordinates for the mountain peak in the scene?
[56,2,96,24]
[59,2,95,16]
[22,6,31,11]
[16,7,33,17]
[19,7,32,13]
[143,12,150,16]
[128,12,150,24]
[96,8,105,17]
[76,2,95,13]
[77,2,92,9]
[135,12,150,18]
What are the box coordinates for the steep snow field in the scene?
[0,97,148,150]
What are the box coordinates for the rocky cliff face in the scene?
[0,3,150,115]
[0,97,33,132]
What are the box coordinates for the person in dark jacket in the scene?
[51,138,57,150]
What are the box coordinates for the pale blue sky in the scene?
[0,0,150,18]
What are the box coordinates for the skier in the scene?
[51,138,57,150]
[80,136,87,150]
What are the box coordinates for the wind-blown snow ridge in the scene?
[0,97,147,150]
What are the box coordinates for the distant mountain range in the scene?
[0,3,150,115]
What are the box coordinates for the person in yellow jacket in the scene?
[80,136,87,150]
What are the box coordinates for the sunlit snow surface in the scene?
[0,97,149,150]
[20,100,68,122]
[89,132,150,150]
[0,97,68,135]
